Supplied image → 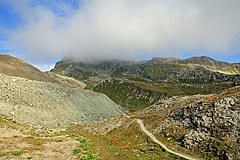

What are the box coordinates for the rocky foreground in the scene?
[0,115,100,160]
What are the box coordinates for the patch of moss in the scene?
[0,152,5,157]
[12,151,21,156]
[33,141,42,146]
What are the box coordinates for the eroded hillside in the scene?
[0,73,126,126]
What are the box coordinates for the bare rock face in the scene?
[154,95,240,159]
[0,73,126,127]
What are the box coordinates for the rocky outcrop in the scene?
[153,94,240,159]
[51,59,136,80]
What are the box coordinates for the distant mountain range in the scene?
[52,56,240,83]
[52,56,240,111]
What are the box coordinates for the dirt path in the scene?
[136,119,199,160]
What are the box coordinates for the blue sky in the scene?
[0,3,22,29]
[0,0,240,70]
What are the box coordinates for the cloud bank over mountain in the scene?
[2,0,240,62]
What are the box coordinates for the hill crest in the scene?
[0,54,54,82]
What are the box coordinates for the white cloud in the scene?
[33,63,55,71]
[5,0,240,62]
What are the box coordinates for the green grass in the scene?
[93,80,155,111]
[83,123,185,160]
[34,141,42,146]
[0,152,5,157]
[92,78,234,112]
[12,151,21,156]
[71,135,99,160]
[26,135,35,139]
[73,148,81,155]
[55,139,63,142]
[215,67,240,74]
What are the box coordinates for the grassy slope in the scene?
[91,78,233,112]
[92,80,158,112]
[68,123,185,160]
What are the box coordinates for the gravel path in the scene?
[136,119,199,160]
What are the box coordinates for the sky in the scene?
[0,0,240,71]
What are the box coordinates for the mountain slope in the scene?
[183,56,240,74]
[0,73,125,126]
[0,54,55,82]
[87,86,240,160]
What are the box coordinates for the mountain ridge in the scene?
[52,56,240,80]
[0,54,55,82]
[52,55,240,112]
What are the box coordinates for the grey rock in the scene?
[0,73,126,127]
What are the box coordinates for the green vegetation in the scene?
[92,78,233,112]
[65,120,194,160]
[73,148,81,155]
[12,151,21,156]
[93,80,161,111]
[26,135,35,139]
[144,63,182,81]
[55,139,63,142]
[0,152,5,157]
[34,141,42,146]
[192,137,239,159]
[72,136,99,160]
